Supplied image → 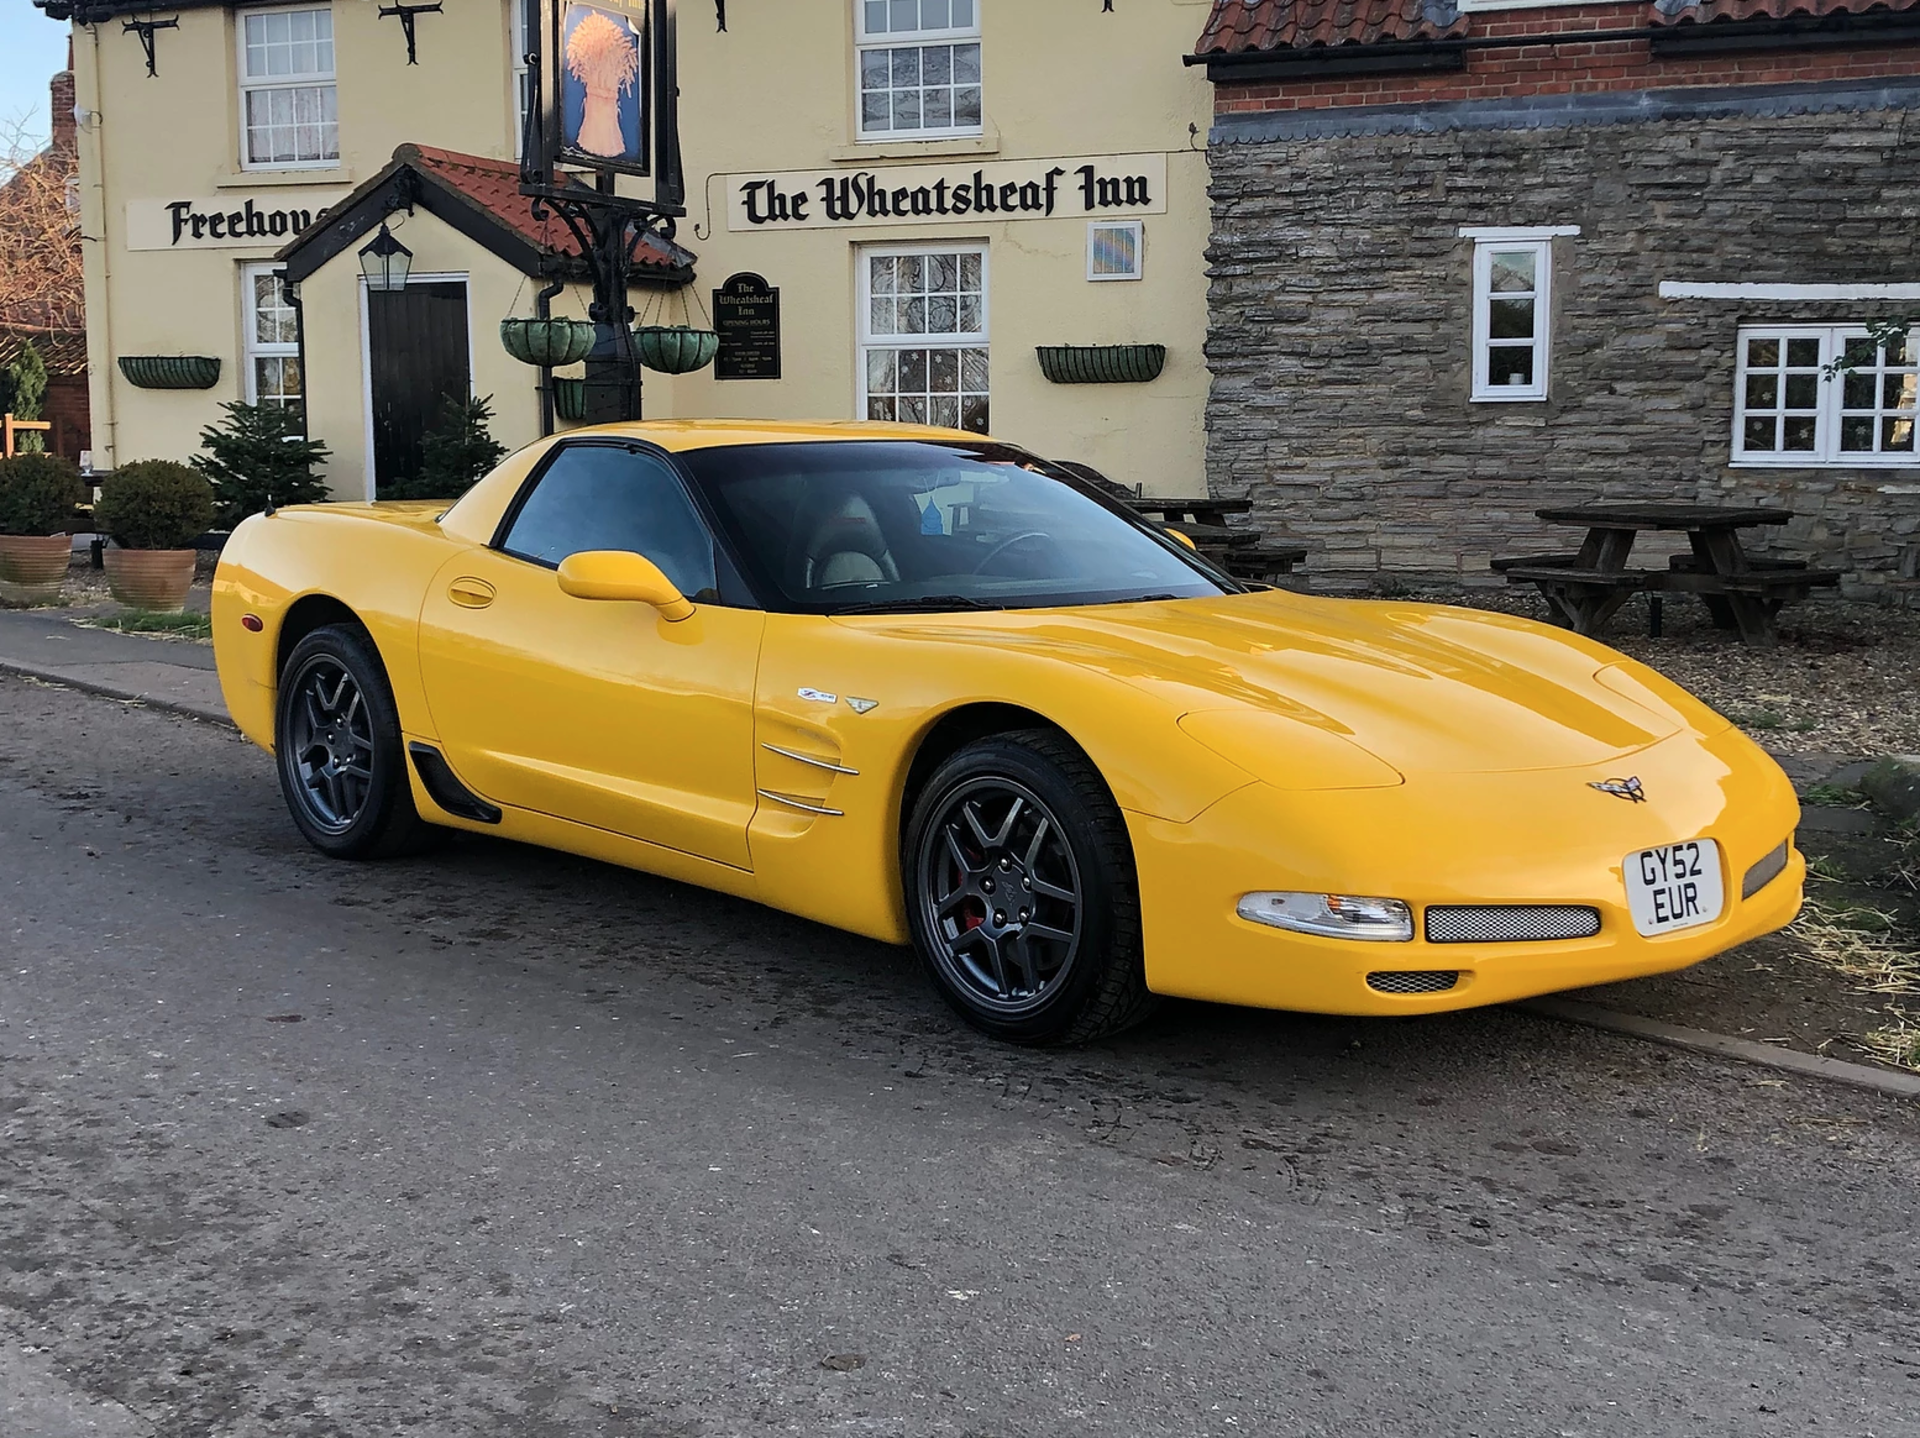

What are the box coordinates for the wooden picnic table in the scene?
[1496,503,1840,647]
[1129,496,1255,527]
[1161,518,1259,549]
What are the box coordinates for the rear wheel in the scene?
[904,730,1156,1045]
[275,624,438,860]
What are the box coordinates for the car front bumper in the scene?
[1128,725,1804,1016]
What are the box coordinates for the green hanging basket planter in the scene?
[1035,344,1167,385]
[634,325,720,375]
[500,317,596,368]
[117,355,222,390]
[551,376,586,422]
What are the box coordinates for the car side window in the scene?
[501,445,721,602]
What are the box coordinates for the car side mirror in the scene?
[1164,527,1198,551]
[556,550,696,621]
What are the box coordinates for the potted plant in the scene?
[0,452,85,605]
[90,459,216,612]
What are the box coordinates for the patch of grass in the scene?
[1861,1017,1920,1074]
[1801,782,1869,808]
[79,610,212,641]
[1807,854,1852,882]
[1789,893,1920,1071]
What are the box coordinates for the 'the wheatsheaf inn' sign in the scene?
[126,194,349,251]
[725,153,1167,233]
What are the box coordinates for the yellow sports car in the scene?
[212,421,1803,1044]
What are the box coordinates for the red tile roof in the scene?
[1194,0,1468,53]
[1193,0,1919,51]
[1650,0,1920,25]
[400,145,689,273]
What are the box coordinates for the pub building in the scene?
[42,0,1214,502]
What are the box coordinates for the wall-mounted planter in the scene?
[117,355,221,390]
[635,325,719,375]
[500,317,595,368]
[552,376,586,422]
[1035,344,1166,385]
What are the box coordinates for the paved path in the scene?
[0,609,227,726]
[2,674,1917,1438]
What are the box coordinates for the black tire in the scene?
[275,623,439,860]
[903,729,1157,1045]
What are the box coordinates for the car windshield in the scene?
[680,440,1235,614]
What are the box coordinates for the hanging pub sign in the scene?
[528,0,683,206]
[712,272,780,381]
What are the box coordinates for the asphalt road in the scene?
[3,674,1917,1438]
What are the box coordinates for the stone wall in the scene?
[1203,89,1920,600]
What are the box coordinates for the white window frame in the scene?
[1732,324,1919,468]
[857,243,990,434]
[510,0,531,158]
[855,1,983,143]
[1087,220,1144,282]
[1470,237,1553,403]
[237,4,339,171]
[241,262,302,410]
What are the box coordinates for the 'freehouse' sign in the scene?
[125,194,349,251]
[725,153,1167,233]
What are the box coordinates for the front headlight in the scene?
[1237,892,1414,942]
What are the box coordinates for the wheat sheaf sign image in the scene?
[562,2,645,164]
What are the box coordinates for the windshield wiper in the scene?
[833,594,1004,615]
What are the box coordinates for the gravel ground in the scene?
[1449,589,1920,757]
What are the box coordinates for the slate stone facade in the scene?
[1194,0,1920,602]
[1204,88,1920,598]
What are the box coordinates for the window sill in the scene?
[829,133,1000,163]
[1730,456,1920,470]
[217,167,350,189]
[1470,392,1549,405]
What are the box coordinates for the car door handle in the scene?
[448,577,496,609]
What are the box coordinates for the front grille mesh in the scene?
[1425,905,1602,944]
[1367,970,1460,995]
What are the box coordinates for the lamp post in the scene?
[357,225,414,293]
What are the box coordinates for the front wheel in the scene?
[275,624,438,860]
[903,730,1156,1045]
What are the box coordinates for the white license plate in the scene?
[1624,839,1725,938]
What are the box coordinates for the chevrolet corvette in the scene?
[212,421,1803,1044]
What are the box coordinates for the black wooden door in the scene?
[367,281,469,495]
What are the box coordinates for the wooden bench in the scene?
[1496,564,1659,635]
[1664,554,1841,631]
[1218,544,1309,583]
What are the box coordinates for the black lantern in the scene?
[357,224,413,292]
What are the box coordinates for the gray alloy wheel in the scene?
[904,730,1156,1045]
[274,624,438,860]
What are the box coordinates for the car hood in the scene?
[849,590,1721,776]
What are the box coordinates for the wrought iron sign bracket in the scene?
[377,1,444,65]
[122,14,179,77]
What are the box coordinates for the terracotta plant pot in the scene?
[0,533,73,605]
[103,548,197,611]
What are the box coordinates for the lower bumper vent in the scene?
[1425,905,1601,944]
[1366,970,1460,995]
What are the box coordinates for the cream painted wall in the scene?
[74,1,1216,497]
[667,0,1217,493]
[74,0,524,477]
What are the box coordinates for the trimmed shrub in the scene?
[92,460,216,550]
[192,401,330,527]
[0,452,85,536]
[384,393,507,501]
[4,341,49,454]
